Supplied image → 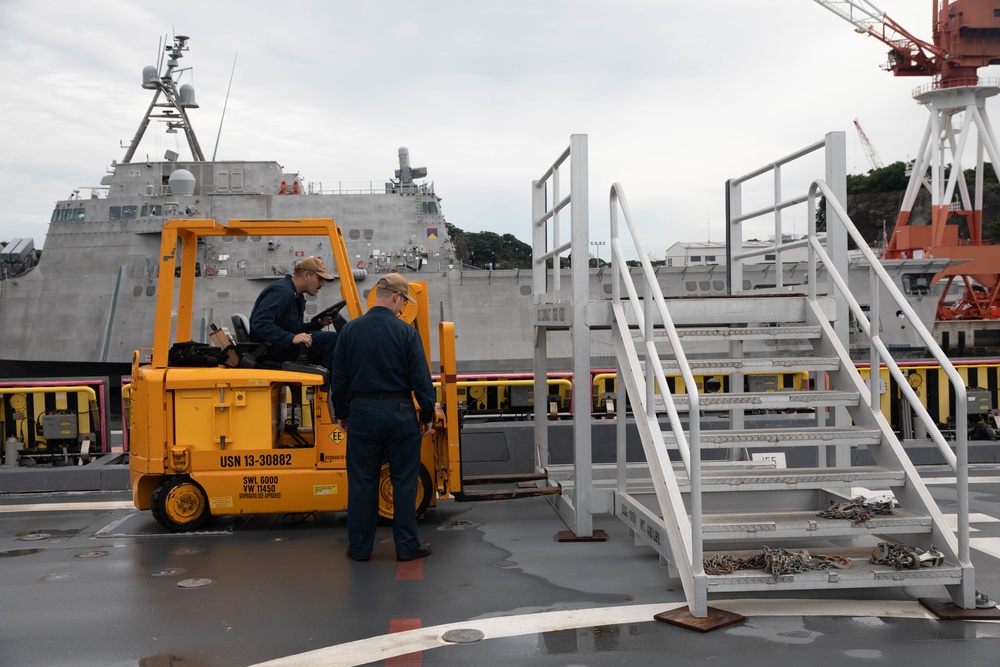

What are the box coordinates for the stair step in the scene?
[461,472,549,485]
[702,546,963,593]
[675,325,822,341]
[454,485,561,501]
[700,507,931,540]
[677,466,905,492]
[662,426,883,449]
[656,294,820,327]
[659,357,840,374]
[456,472,560,502]
[672,390,859,411]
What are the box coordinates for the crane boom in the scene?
[852,119,884,170]
[813,0,945,77]
[813,0,884,33]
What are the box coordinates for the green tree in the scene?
[446,223,533,269]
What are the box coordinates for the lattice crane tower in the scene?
[815,0,1000,309]
[853,118,885,169]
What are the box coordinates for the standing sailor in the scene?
[331,273,435,562]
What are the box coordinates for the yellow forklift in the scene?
[128,218,466,531]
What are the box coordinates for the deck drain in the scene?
[269,537,288,542]
[441,520,475,531]
[75,550,110,559]
[441,628,485,644]
[40,573,77,582]
[177,578,214,589]
[18,532,51,541]
[151,568,186,577]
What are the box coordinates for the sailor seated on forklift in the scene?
[249,256,340,382]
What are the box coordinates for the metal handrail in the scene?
[807,178,970,570]
[609,181,703,581]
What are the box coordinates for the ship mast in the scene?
[122,35,205,163]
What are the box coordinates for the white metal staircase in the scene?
[531,133,975,619]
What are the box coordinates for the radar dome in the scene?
[142,66,157,89]
[179,83,198,109]
[168,169,196,196]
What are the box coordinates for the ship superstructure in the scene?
[0,35,965,376]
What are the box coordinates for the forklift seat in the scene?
[231,314,252,343]
[230,313,328,383]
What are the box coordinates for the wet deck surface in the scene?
[3,465,1000,666]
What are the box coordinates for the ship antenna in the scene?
[155,35,164,71]
[212,52,238,161]
[122,34,205,163]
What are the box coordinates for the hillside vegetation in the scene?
[844,161,1000,245]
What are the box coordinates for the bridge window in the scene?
[51,209,60,222]
[123,205,137,219]
[74,208,85,220]
[110,206,122,220]
[422,201,438,215]
[60,208,73,221]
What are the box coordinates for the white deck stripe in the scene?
[971,537,1000,560]
[0,501,134,513]
[248,599,964,667]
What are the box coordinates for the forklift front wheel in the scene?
[151,476,211,532]
[377,464,433,525]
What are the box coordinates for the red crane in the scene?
[816,0,1000,320]
[853,118,885,170]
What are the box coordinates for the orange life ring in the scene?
[205,265,217,276]
[356,260,365,269]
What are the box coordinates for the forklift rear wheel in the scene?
[377,464,433,525]
[151,476,211,532]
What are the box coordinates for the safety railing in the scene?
[608,180,703,607]
[531,134,595,537]
[807,178,971,577]
[726,135,836,295]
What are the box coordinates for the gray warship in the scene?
[0,36,954,379]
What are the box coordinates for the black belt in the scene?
[352,392,410,400]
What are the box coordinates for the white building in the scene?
[664,238,809,268]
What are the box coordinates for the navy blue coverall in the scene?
[249,274,337,378]
[330,306,435,559]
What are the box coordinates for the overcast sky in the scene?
[1,0,992,259]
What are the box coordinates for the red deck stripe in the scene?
[395,558,424,581]
[386,618,422,666]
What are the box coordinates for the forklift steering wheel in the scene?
[311,299,347,324]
